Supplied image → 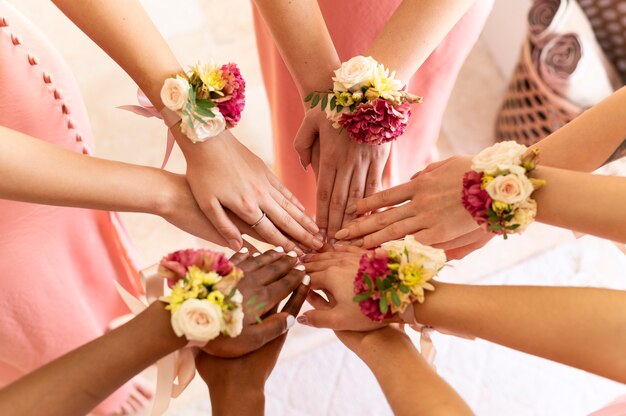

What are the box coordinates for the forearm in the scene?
[414,283,626,383]
[531,86,626,171]
[0,302,185,416]
[356,330,472,415]
[365,0,475,81]
[210,384,265,416]
[252,0,340,96]
[51,0,181,108]
[0,126,176,215]
[532,166,626,242]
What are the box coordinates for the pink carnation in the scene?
[338,99,411,145]
[159,248,234,287]
[354,253,393,322]
[217,63,246,125]
[461,171,492,225]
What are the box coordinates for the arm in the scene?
[51,0,320,254]
[0,126,250,246]
[337,327,473,415]
[365,0,476,81]
[0,302,185,416]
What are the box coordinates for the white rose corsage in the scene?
[305,56,422,145]
[158,248,245,344]
[160,62,246,143]
[461,141,546,239]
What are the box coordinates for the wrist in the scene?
[209,380,265,415]
[132,302,187,355]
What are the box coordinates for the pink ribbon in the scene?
[118,90,182,168]
[115,264,200,416]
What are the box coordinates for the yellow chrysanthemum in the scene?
[481,174,495,189]
[207,290,225,307]
[188,266,221,286]
[335,92,355,107]
[194,63,226,92]
[492,200,511,214]
[398,262,425,287]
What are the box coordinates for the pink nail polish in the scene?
[297,315,309,325]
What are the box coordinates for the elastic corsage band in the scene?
[353,235,444,322]
[161,62,246,143]
[462,141,546,239]
[306,56,422,145]
[158,248,245,344]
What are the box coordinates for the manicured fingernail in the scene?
[302,254,313,262]
[346,204,356,214]
[335,229,349,240]
[312,238,324,249]
[238,247,249,254]
[300,158,308,172]
[320,228,327,240]
[302,274,311,286]
[252,252,261,257]
[286,315,296,330]
[352,238,364,247]
[274,246,285,253]
[228,239,241,251]
[295,264,306,271]
[329,238,337,245]
[297,315,309,325]
[287,250,298,258]
[307,220,320,234]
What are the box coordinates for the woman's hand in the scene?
[296,109,391,242]
[201,248,309,358]
[335,156,493,259]
[300,250,386,331]
[180,129,322,255]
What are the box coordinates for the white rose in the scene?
[508,199,537,233]
[180,110,226,143]
[471,141,528,175]
[160,76,190,111]
[332,56,378,92]
[383,235,446,271]
[171,299,222,343]
[485,172,534,205]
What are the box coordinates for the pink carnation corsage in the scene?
[158,248,245,344]
[160,62,246,143]
[353,235,445,322]
[461,141,546,239]
[305,56,422,145]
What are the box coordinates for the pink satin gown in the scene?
[253,0,495,212]
[0,2,143,412]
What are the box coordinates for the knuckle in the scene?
[318,189,331,202]
[375,214,388,227]
[330,198,345,210]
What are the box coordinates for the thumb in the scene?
[297,309,339,329]
[294,115,319,169]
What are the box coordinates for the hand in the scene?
[296,109,391,242]
[180,129,323,255]
[202,247,309,358]
[301,249,386,331]
[335,156,493,259]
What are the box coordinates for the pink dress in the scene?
[253,0,494,212]
[0,2,143,412]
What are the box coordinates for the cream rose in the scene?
[181,110,226,143]
[508,199,537,233]
[171,298,222,343]
[160,76,190,111]
[383,235,446,271]
[332,56,378,92]
[485,172,534,205]
[471,141,528,175]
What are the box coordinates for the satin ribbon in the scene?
[118,90,182,168]
[115,265,200,416]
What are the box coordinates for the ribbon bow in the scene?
[118,91,182,168]
[115,265,199,416]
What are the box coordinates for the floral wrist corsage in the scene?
[160,62,246,143]
[158,249,244,344]
[353,235,445,322]
[461,141,546,239]
[305,56,422,145]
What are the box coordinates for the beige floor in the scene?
[8,1,626,415]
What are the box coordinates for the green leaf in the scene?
[195,106,215,117]
[364,274,372,290]
[488,224,502,231]
[349,104,356,112]
[336,105,344,112]
[330,95,337,110]
[486,209,496,217]
[254,301,268,311]
[246,295,257,306]
[380,296,388,314]
[310,94,320,108]
[321,94,329,110]
[256,315,263,324]
[375,278,385,291]
[391,291,401,307]
[507,224,520,230]
[353,292,372,302]
[399,284,410,293]
[197,99,216,108]
[304,92,314,102]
